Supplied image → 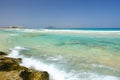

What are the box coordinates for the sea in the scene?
[0,28,120,80]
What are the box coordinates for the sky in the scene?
[0,0,120,28]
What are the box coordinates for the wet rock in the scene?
[0,57,23,71]
[0,51,49,80]
[20,69,49,80]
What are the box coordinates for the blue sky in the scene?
[0,0,120,28]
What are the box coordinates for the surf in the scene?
[7,46,120,80]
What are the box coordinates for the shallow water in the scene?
[0,29,120,80]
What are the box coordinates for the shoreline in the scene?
[2,28,120,36]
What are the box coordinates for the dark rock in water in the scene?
[20,69,49,80]
[0,53,49,80]
[0,57,23,71]
[0,51,7,55]
[13,58,22,63]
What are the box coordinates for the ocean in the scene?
[46,28,120,31]
[0,28,120,80]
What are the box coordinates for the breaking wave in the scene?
[7,46,120,80]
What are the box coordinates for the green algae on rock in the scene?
[0,51,7,55]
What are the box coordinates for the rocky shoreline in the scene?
[0,51,49,80]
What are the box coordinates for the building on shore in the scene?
[0,26,25,30]
[8,26,24,29]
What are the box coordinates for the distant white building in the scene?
[9,26,24,29]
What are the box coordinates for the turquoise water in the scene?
[0,29,120,80]
[45,28,120,31]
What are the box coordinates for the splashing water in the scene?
[7,46,120,80]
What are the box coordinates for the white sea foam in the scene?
[10,34,18,36]
[7,28,120,35]
[46,55,63,61]
[8,46,27,58]
[8,46,120,80]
